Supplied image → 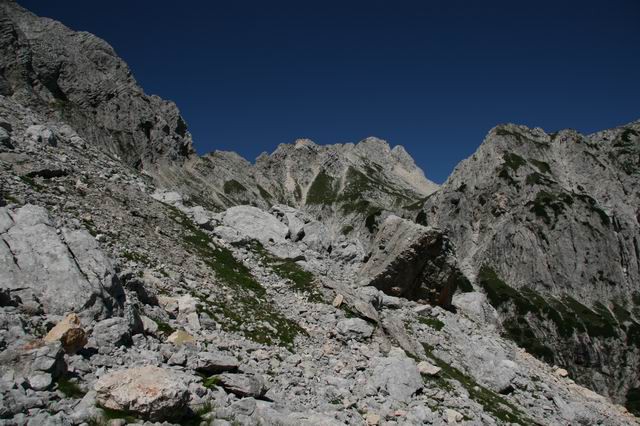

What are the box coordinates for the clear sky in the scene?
[18,0,640,183]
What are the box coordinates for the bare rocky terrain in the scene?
[1,1,639,425]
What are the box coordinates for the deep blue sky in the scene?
[18,0,640,183]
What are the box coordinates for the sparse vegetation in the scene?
[166,205,305,349]
[418,316,444,331]
[527,190,573,225]
[223,179,247,195]
[56,376,86,398]
[529,158,552,174]
[502,152,527,172]
[238,240,324,303]
[121,250,150,265]
[306,170,338,205]
[422,343,532,424]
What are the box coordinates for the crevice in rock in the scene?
[2,238,21,270]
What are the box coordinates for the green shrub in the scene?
[306,170,338,205]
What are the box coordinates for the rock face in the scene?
[0,204,123,318]
[94,366,190,421]
[422,122,640,404]
[358,215,467,308]
[0,0,194,168]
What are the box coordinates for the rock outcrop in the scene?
[0,204,123,318]
[358,215,468,308]
[422,121,640,405]
[0,0,194,168]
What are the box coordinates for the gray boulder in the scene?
[216,373,267,398]
[368,348,422,403]
[0,204,123,318]
[189,351,239,374]
[222,205,289,245]
[92,317,132,348]
[336,318,374,340]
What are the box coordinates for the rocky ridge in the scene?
[422,121,640,408]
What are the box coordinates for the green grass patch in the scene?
[306,170,339,205]
[529,158,552,174]
[527,190,573,225]
[525,172,554,186]
[153,318,175,336]
[502,152,527,172]
[341,225,354,235]
[166,205,305,349]
[418,316,445,331]
[478,266,626,365]
[56,376,86,399]
[257,184,273,200]
[121,250,150,265]
[237,241,324,303]
[19,175,45,191]
[223,179,247,195]
[574,193,610,226]
[82,218,98,237]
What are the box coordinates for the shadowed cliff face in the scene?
[422,121,640,405]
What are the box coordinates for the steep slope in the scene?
[422,121,640,409]
[0,0,194,167]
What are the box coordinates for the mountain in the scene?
[0,0,194,167]
[422,121,640,406]
[1,1,639,425]
[154,137,438,246]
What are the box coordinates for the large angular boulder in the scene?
[94,366,191,421]
[358,215,464,308]
[0,205,123,318]
[221,205,289,245]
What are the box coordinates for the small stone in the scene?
[365,413,381,425]
[332,294,344,307]
[555,368,569,378]
[445,408,463,424]
[166,330,195,345]
[417,361,441,376]
[28,373,53,391]
[140,315,158,335]
[44,313,88,354]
